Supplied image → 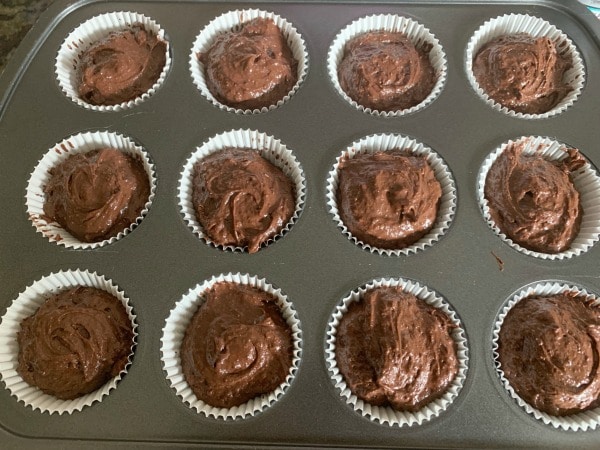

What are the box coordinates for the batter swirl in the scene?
[472,33,572,114]
[336,287,458,412]
[484,142,583,253]
[498,293,600,416]
[337,150,442,249]
[192,148,295,253]
[181,282,293,408]
[77,24,167,106]
[17,287,133,400]
[43,148,150,243]
[338,31,435,111]
[199,18,298,109]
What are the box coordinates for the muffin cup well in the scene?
[325,277,468,427]
[0,269,137,415]
[326,133,456,256]
[327,14,447,117]
[189,9,308,114]
[477,136,600,260]
[26,130,156,249]
[465,14,585,119]
[178,129,305,252]
[160,272,302,420]
[493,281,600,431]
[56,11,171,111]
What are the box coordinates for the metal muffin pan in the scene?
[2,0,600,448]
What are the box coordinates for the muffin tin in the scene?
[2,0,600,448]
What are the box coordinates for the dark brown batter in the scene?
[337,150,442,249]
[43,148,150,243]
[336,287,458,412]
[17,287,133,400]
[78,24,167,106]
[192,148,295,253]
[498,293,600,416]
[199,17,298,109]
[472,33,572,114]
[338,31,435,111]
[181,282,293,408]
[484,142,584,253]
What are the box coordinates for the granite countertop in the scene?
[0,0,54,75]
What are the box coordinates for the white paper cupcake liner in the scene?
[327,14,447,117]
[56,11,171,112]
[326,133,456,256]
[0,269,137,415]
[325,277,468,427]
[178,129,305,252]
[477,136,600,260]
[493,281,600,431]
[160,272,302,420]
[26,130,156,250]
[465,14,585,119]
[189,9,308,114]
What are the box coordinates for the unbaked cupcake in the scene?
[161,273,302,419]
[477,136,600,260]
[328,14,447,116]
[56,11,171,111]
[179,129,305,253]
[26,131,156,249]
[326,278,468,427]
[190,9,308,114]
[326,133,456,256]
[466,14,584,118]
[493,281,600,431]
[0,270,137,414]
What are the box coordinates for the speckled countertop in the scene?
[0,0,54,74]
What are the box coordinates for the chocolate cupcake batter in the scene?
[498,293,600,416]
[17,287,133,400]
[192,148,295,253]
[337,150,442,249]
[336,287,458,412]
[337,31,436,111]
[77,24,167,106]
[43,148,150,243]
[199,17,298,109]
[484,142,584,253]
[181,282,293,408]
[472,33,572,114]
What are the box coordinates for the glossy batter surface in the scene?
[484,142,583,253]
[338,31,435,111]
[43,148,150,243]
[337,150,441,249]
[192,148,295,253]
[498,293,600,416]
[472,33,572,114]
[199,17,298,109]
[17,287,133,400]
[181,282,293,408]
[77,24,167,106]
[336,287,458,412]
